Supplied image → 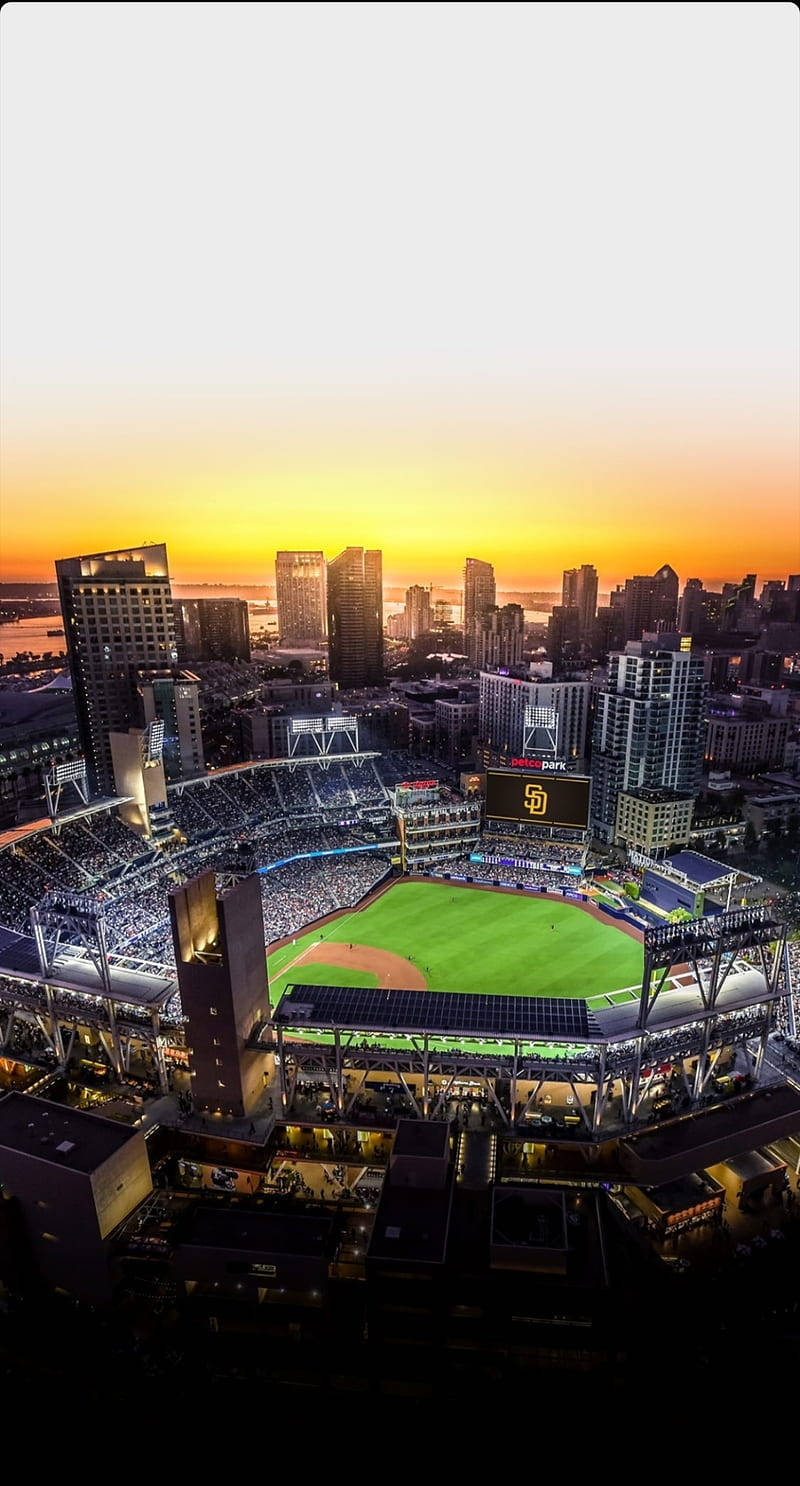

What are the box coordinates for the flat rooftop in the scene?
[662,851,738,886]
[645,1170,724,1213]
[369,1180,453,1265]
[177,1206,334,1256]
[275,969,776,1047]
[0,1091,139,1172]
[722,1149,785,1181]
[392,1119,450,1159]
[492,1188,569,1252]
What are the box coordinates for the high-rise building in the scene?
[594,588,626,655]
[547,605,582,668]
[404,585,432,640]
[386,611,407,640]
[326,547,384,688]
[759,580,786,617]
[477,671,591,767]
[590,640,707,842]
[55,544,178,794]
[621,564,679,642]
[169,871,270,1119]
[678,579,723,636]
[720,573,758,632]
[463,557,496,660]
[137,672,204,781]
[561,564,598,638]
[174,598,250,662]
[434,698,479,764]
[736,649,784,687]
[275,551,327,644]
[473,604,525,671]
[706,698,789,772]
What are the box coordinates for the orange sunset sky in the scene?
[1,4,798,593]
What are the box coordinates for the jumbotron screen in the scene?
[484,769,591,829]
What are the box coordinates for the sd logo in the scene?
[523,783,548,816]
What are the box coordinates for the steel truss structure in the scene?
[0,977,182,1091]
[267,996,778,1138]
[0,890,181,1093]
[640,907,790,1031]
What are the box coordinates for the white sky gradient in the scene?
[2,2,797,419]
[0,2,797,589]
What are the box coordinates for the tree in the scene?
[743,821,757,851]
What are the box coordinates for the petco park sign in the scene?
[510,758,567,773]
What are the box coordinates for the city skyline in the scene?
[2,3,800,1400]
[2,4,798,589]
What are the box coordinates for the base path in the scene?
[299,941,427,990]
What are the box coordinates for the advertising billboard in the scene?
[484,769,590,829]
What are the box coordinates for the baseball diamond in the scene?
[266,876,643,1002]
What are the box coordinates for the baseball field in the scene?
[266,877,642,1003]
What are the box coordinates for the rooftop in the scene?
[177,1205,334,1257]
[663,850,741,887]
[721,1148,785,1181]
[368,1179,453,1265]
[644,1170,724,1214]
[491,1188,569,1252]
[274,983,592,1041]
[392,1119,450,1160]
[0,1092,139,1173]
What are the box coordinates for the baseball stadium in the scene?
[0,744,794,1160]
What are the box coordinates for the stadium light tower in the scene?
[522,705,559,760]
[44,758,89,822]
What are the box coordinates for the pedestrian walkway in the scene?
[457,1130,497,1188]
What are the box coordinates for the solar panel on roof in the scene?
[274,983,591,1039]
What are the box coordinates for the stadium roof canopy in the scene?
[662,850,744,890]
[0,797,135,852]
[274,983,592,1040]
[0,926,176,1009]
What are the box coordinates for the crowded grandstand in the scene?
[0,754,598,1014]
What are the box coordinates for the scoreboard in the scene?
[484,769,590,829]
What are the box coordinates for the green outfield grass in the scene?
[267,878,642,1000]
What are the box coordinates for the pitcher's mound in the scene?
[301,941,426,990]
